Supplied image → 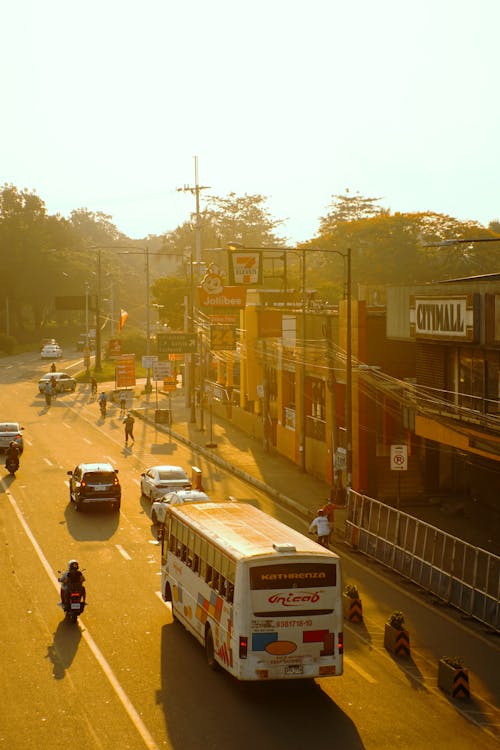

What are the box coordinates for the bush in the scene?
[0,333,17,355]
[388,610,406,630]
[442,655,464,669]
[344,584,360,599]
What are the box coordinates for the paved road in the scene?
[0,351,498,749]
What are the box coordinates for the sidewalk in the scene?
[132,386,500,556]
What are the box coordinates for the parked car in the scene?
[41,343,62,359]
[0,422,24,454]
[67,462,121,511]
[151,489,211,525]
[140,465,191,502]
[38,372,77,394]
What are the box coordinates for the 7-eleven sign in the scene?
[228,251,263,285]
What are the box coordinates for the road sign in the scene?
[153,362,172,381]
[142,355,158,369]
[390,444,408,471]
[157,333,197,354]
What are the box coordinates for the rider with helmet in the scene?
[5,441,20,470]
[58,560,86,606]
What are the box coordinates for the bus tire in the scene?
[205,627,218,671]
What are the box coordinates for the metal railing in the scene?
[345,490,500,632]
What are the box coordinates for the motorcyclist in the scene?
[90,377,98,397]
[50,362,57,373]
[58,560,86,607]
[5,441,20,471]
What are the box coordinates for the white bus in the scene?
[160,501,343,681]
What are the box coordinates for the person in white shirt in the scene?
[309,508,331,547]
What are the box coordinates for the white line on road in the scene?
[83,437,92,444]
[6,490,160,750]
[116,544,132,560]
[132,478,141,486]
[43,457,53,466]
[343,655,377,684]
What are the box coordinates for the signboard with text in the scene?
[228,250,263,285]
[390,444,408,471]
[157,333,197,355]
[115,354,136,387]
[210,325,237,350]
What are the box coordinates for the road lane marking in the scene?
[116,544,132,560]
[83,437,92,444]
[132,478,141,486]
[343,655,377,684]
[6,490,160,750]
[43,457,53,466]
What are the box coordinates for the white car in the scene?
[151,489,211,525]
[140,465,191,502]
[41,343,62,359]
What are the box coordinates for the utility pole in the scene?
[177,156,210,425]
[177,156,210,268]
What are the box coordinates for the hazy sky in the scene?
[3,0,499,242]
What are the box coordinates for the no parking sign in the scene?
[390,444,408,471]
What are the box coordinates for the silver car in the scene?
[38,372,77,394]
[0,422,24,454]
[140,465,191,502]
[151,489,211,525]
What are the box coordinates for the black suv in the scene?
[67,462,121,511]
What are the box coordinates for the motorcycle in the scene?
[99,399,107,418]
[5,456,19,476]
[58,570,86,623]
[63,589,86,623]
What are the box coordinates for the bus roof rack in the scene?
[273,543,296,553]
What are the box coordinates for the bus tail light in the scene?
[239,636,248,659]
[338,631,343,655]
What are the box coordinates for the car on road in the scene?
[0,422,24,454]
[67,462,121,511]
[41,343,62,359]
[140,465,191,502]
[151,489,211,525]
[38,372,77,394]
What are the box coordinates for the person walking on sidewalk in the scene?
[123,412,135,446]
[309,509,331,548]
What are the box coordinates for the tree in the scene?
[205,192,287,248]
[0,184,78,336]
[318,189,387,235]
[150,276,189,331]
[304,210,500,301]
[69,209,126,245]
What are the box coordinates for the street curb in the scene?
[132,407,311,523]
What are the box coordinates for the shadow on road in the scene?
[63,502,120,541]
[157,623,365,750]
[45,618,82,679]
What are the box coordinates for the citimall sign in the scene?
[409,294,478,342]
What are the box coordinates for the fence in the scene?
[345,490,500,632]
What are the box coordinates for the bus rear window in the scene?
[250,563,336,590]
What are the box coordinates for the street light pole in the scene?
[299,246,306,471]
[345,247,352,490]
[95,249,102,372]
[144,246,153,394]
